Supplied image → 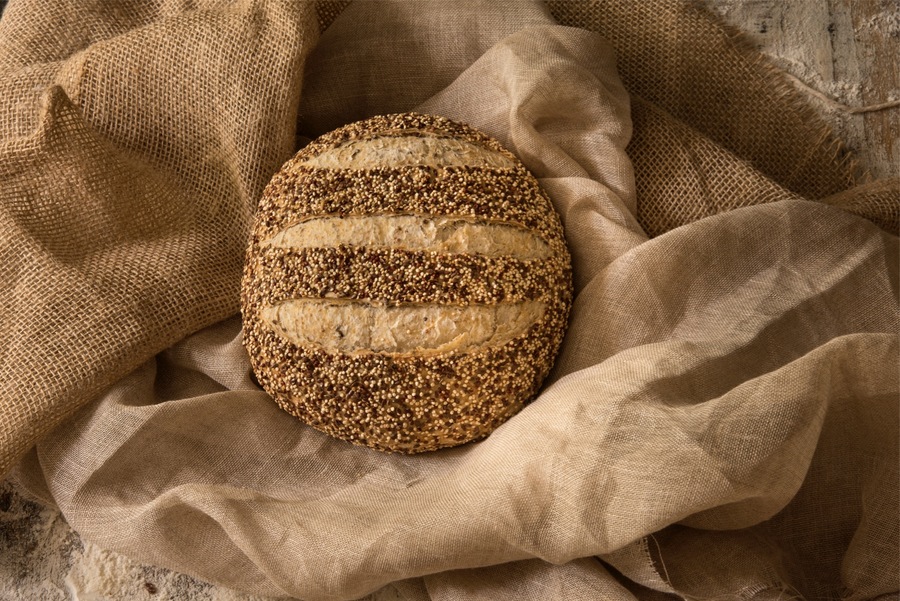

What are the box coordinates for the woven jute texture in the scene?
[0,0,319,476]
[3,1,898,599]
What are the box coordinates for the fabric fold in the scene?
[3,0,897,599]
[24,202,898,600]
[0,0,319,476]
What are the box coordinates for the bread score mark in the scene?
[264,214,553,261]
[297,133,517,170]
[260,299,546,355]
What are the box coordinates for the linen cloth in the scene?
[2,1,898,599]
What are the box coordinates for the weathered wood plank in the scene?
[704,0,899,180]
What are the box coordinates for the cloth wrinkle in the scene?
[1,0,897,599]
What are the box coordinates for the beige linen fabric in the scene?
[3,1,898,600]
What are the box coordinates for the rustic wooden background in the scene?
[704,0,898,181]
[0,2,897,600]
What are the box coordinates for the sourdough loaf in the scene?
[241,113,572,453]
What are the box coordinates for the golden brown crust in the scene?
[241,113,572,453]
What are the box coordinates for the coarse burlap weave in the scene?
[2,0,898,599]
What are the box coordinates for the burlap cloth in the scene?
[2,0,898,599]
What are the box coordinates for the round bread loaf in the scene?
[241,113,572,453]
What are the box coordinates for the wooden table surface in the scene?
[0,2,897,601]
[708,0,898,181]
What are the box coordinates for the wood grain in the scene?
[0,3,896,600]
[848,0,899,179]
[703,0,899,180]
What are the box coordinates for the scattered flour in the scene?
[703,0,899,180]
[863,10,900,37]
[1,4,897,600]
[1,476,411,600]
[64,542,143,601]
[65,542,285,601]
[0,478,276,601]
[770,56,865,109]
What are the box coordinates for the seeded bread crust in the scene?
[241,113,573,453]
